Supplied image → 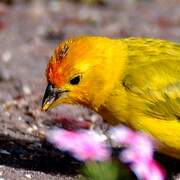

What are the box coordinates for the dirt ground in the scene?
[0,0,180,179]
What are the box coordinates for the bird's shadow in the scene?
[0,134,81,175]
[155,152,180,178]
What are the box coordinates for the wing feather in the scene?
[122,38,180,120]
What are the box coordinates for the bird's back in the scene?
[101,37,180,158]
[121,37,180,120]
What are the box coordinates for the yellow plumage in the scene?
[42,36,180,158]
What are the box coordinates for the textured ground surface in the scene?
[0,0,180,179]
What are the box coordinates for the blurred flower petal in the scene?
[46,124,165,180]
[109,126,165,180]
[130,132,154,160]
[108,125,134,144]
[46,128,110,161]
[131,161,165,180]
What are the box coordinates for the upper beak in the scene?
[41,83,67,111]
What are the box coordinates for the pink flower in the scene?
[108,125,135,145]
[108,126,165,180]
[46,128,111,161]
[131,160,165,180]
[46,106,166,180]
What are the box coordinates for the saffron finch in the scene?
[42,36,180,159]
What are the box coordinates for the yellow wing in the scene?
[121,38,180,157]
[122,38,180,120]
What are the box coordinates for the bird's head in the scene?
[42,36,126,111]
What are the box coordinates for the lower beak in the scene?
[41,83,67,111]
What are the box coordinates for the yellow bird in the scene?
[42,36,180,159]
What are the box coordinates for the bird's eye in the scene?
[70,75,81,85]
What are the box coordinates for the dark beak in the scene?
[41,83,67,111]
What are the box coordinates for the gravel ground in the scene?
[0,0,180,179]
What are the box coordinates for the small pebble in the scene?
[27,127,33,133]
[1,51,12,63]
[25,174,32,179]
[23,85,31,95]
[0,150,11,155]
[18,116,22,121]
[32,125,38,131]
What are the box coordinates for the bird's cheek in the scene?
[53,96,73,107]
